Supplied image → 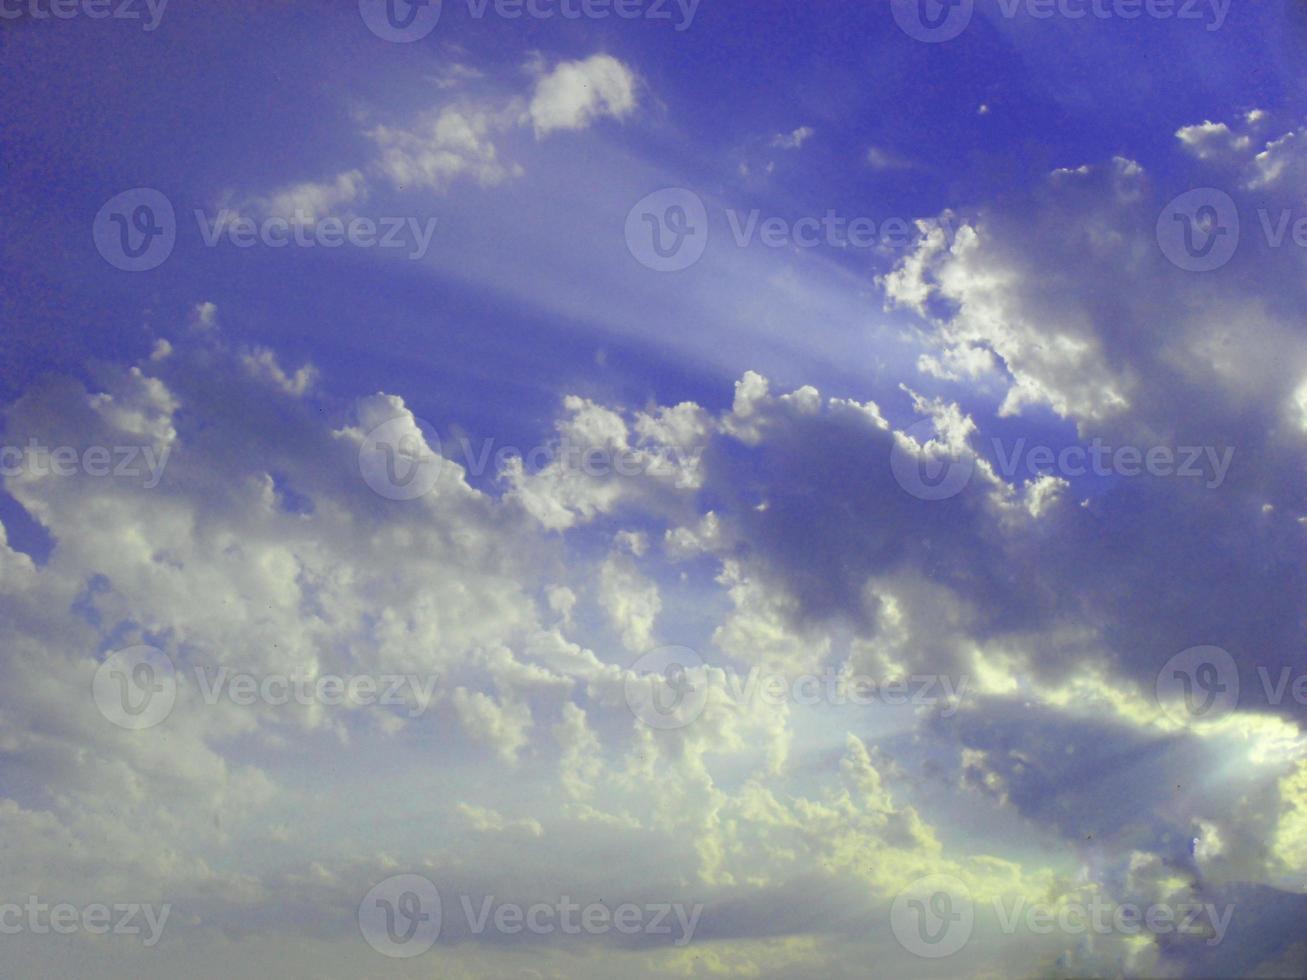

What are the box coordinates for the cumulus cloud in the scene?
[221,53,640,222]
[527,54,639,138]
[770,126,814,150]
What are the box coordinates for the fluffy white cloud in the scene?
[527,54,638,138]
[223,53,640,221]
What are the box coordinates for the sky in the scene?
[3,0,1307,976]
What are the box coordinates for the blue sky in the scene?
[4,1,1307,977]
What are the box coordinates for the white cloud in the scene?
[770,126,814,150]
[528,54,639,138]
